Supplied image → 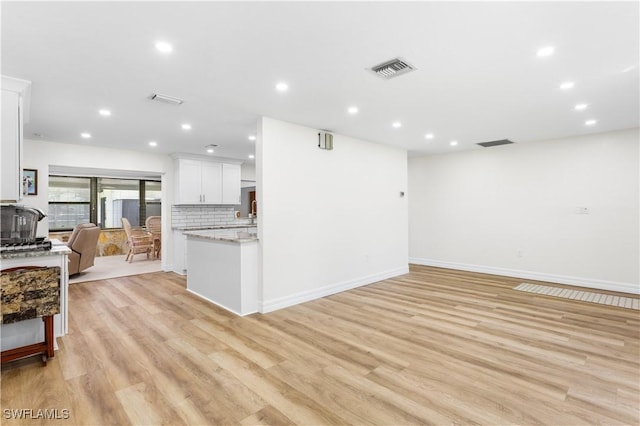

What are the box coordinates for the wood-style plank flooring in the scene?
[2,265,639,425]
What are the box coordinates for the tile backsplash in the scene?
[171,205,250,228]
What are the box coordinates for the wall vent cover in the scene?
[368,58,416,79]
[149,93,184,105]
[477,139,515,148]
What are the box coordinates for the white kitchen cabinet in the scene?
[172,227,250,275]
[1,76,31,202]
[173,156,241,205]
[221,163,241,205]
[172,229,188,275]
[201,161,223,204]
[186,234,258,316]
[174,158,222,204]
[176,159,203,204]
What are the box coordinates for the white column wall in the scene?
[257,117,409,312]
[408,128,639,293]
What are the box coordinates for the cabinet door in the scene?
[1,90,21,201]
[221,163,241,205]
[177,159,202,204]
[201,161,222,204]
[172,230,187,274]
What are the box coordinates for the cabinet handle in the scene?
[203,194,205,203]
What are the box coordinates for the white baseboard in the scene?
[259,266,410,314]
[186,289,256,317]
[409,257,639,295]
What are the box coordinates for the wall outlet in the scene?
[575,207,590,215]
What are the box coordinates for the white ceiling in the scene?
[2,1,638,163]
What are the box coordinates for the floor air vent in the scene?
[369,58,416,80]
[477,139,515,148]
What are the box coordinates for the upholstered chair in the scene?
[67,223,101,276]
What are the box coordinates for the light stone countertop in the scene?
[183,230,258,244]
[172,223,257,231]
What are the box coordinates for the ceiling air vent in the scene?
[369,58,416,80]
[476,139,515,148]
[149,93,184,105]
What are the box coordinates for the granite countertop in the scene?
[172,223,257,231]
[1,266,60,323]
[183,230,258,244]
[1,244,71,260]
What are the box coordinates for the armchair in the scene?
[67,223,101,276]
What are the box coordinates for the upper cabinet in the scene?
[1,76,31,202]
[173,156,241,205]
[221,163,241,205]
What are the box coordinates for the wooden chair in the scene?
[145,216,161,259]
[121,218,153,263]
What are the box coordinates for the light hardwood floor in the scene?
[2,265,639,425]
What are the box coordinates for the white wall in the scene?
[408,128,639,293]
[22,139,174,270]
[257,117,409,312]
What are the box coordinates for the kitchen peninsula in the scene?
[172,223,257,275]
[185,230,258,316]
[0,241,70,353]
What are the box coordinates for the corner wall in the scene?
[408,128,639,293]
[257,117,409,312]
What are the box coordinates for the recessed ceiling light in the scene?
[585,119,597,126]
[80,132,91,139]
[148,141,158,147]
[155,41,173,53]
[536,46,555,57]
[248,154,255,159]
[425,133,434,139]
[275,82,289,92]
[347,106,359,115]
[98,109,111,117]
[392,121,402,128]
[248,135,256,141]
[450,140,458,146]
[206,148,214,153]
[559,81,575,90]
[181,123,192,130]
[574,103,588,111]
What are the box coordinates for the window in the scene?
[144,180,162,221]
[48,176,91,231]
[98,178,140,228]
[48,176,161,231]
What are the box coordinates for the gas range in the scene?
[0,237,52,253]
